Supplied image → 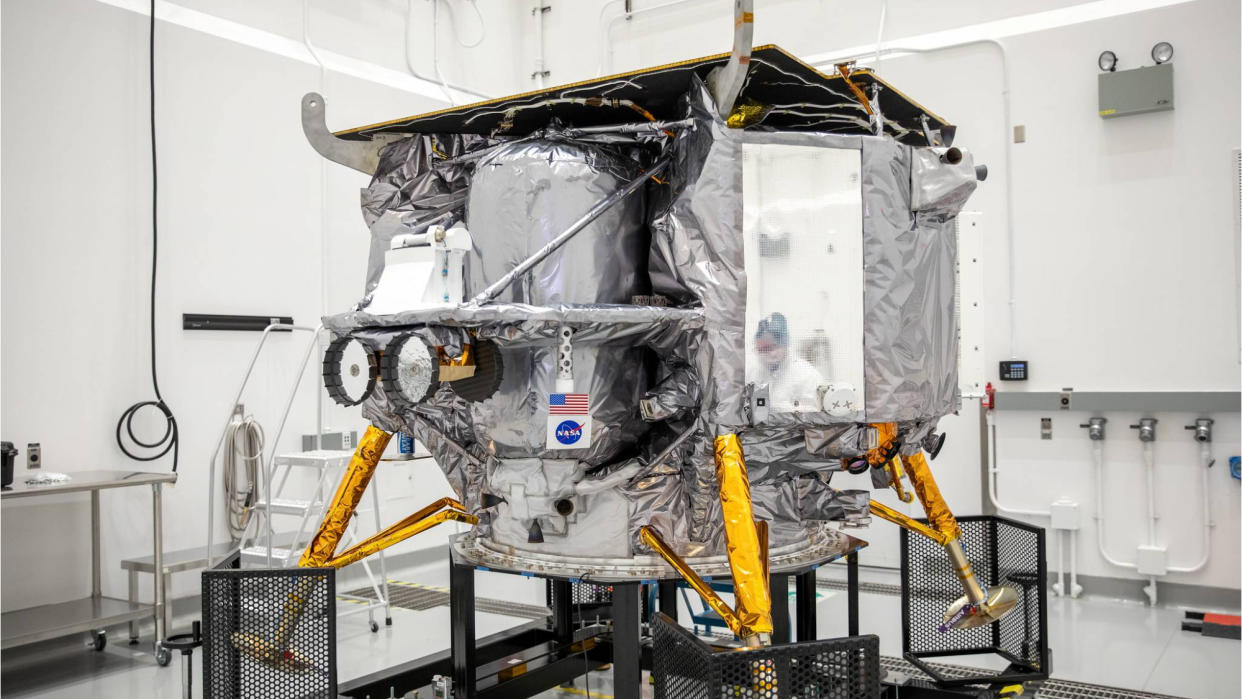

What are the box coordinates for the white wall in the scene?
[0,0,525,611]
[533,0,1241,589]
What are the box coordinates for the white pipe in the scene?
[404,0,490,103]
[1069,530,1082,597]
[431,0,456,105]
[872,0,888,72]
[1093,439,1137,570]
[986,410,1051,517]
[1168,442,1214,573]
[815,41,1018,358]
[1052,530,1065,596]
[533,0,547,89]
[1143,441,1157,546]
[598,0,706,76]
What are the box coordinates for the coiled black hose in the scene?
[117,0,178,473]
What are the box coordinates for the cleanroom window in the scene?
[742,143,865,417]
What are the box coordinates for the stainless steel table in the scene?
[1,469,176,661]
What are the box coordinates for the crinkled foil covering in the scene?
[324,73,977,573]
[300,426,391,567]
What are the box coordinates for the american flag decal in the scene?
[549,393,589,414]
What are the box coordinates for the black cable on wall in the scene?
[116,0,179,472]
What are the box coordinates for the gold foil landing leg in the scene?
[328,506,477,569]
[868,500,950,545]
[901,451,1020,630]
[902,451,962,541]
[299,425,392,568]
[714,433,772,642]
[639,526,747,639]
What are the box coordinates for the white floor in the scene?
[1,562,1237,698]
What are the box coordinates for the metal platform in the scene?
[451,525,868,582]
[0,596,151,650]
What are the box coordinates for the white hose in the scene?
[431,0,456,105]
[224,416,265,541]
[1093,439,1137,569]
[1168,442,1214,573]
[440,0,486,48]
[403,0,491,103]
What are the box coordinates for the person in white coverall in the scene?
[750,312,824,411]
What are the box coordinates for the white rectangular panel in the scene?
[742,143,864,417]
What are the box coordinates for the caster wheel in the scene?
[155,646,172,667]
[370,620,380,633]
[91,630,107,652]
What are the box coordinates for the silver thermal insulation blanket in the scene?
[329,73,977,564]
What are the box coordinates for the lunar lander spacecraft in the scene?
[223,5,1032,693]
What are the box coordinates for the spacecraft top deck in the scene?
[332,45,948,145]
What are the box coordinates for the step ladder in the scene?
[241,448,392,632]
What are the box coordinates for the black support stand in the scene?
[794,569,817,642]
[450,557,476,698]
[847,551,860,636]
[770,573,790,643]
[339,533,869,698]
[611,583,642,698]
[658,580,678,620]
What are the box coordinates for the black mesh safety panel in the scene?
[900,515,1049,687]
[202,568,337,698]
[572,582,615,605]
[652,613,881,699]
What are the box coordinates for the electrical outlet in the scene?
[342,431,353,449]
[1040,418,1052,440]
[26,443,41,469]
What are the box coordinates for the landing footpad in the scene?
[901,515,1050,688]
[202,567,337,698]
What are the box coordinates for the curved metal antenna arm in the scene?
[302,92,404,175]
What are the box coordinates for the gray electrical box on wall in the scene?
[1099,63,1173,118]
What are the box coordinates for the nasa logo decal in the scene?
[555,420,584,445]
